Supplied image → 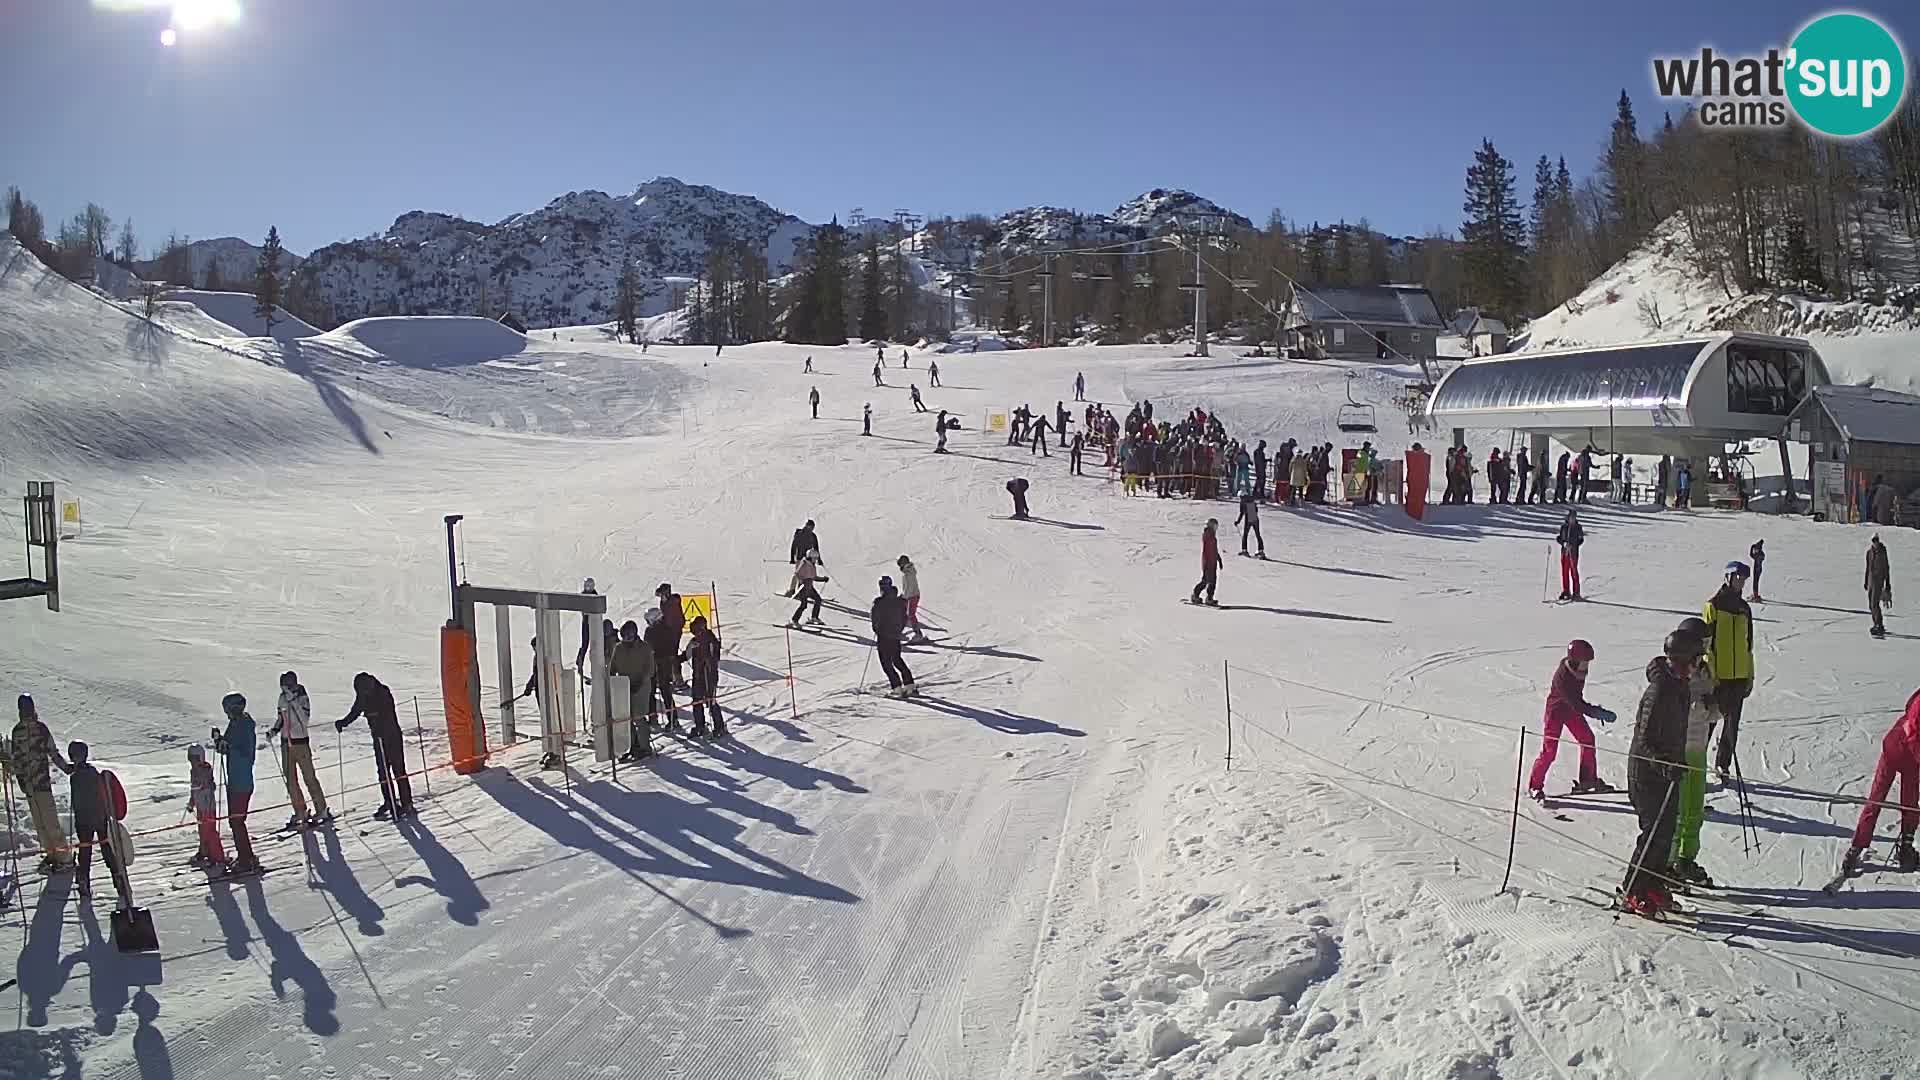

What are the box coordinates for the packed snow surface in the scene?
[2,234,1918,1079]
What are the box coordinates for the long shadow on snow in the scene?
[283,339,380,455]
[131,989,176,1080]
[63,904,162,1037]
[1719,884,1920,912]
[902,695,1087,738]
[915,639,1043,663]
[16,874,74,1026]
[125,318,166,369]
[1289,502,1668,545]
[1690,906,1920,960]
[301,827,387,937]
[394,817,490,926]
[677,732,868,799]
[1765,600,1871,616]
[238,877,341,1036]
[1254,557,1403,582]
[480,767,856,908]
[1203,603,1391,624]
[1021,516,1104,531]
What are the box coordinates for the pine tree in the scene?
[1359,219,1390,284]
[1329,222,1353,286]
[859,236,887,342]
[1781,216,1826,290]
[1303,223,1329,282]
[203,260,225,291]
[1604,90,1651,254]
[1461,139,1528,321]
[4,186,46,253]
[783,220,848,346]
[253,226,284,334]
[614,255,640,342]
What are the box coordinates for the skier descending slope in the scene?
[214,693,263,877]
[1619,631,1701,916]
[1668,617,1722,887]
[1833,689,1920,885]
[1191,519,1222,606]
[1526,640,1617,801]
[871,577,918,698]
[336,673,415,820]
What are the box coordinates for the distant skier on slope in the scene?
[1074,372,1085,401]
[929,360,941,387]
[873,361,884,387]
[1867,534,1893,639]
[1030,413,1051,457]
[863,403,873,436]
[810,386,821,420]
[1234,491,1264,557]
[935,409,953,453]
[911,385,927,413]
[1835,688,1920,882]
[1069,431,1085,476]
[896,555,926,642]
[1191,518,1222,606]
[1525,639,1616,801]
[1007,477,1030,520]
[804,356,813,373]
[871,576,918,698]
[1749,539,1766,602]
[902,349,909,368]
[1556,509,1585,601]
[1669,616,1721,888]
[1619,631,1700,916]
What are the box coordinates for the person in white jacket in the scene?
[896,555,926,642]
[789,552,826,627]
[270,671,332,828]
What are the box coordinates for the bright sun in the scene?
[169,0,242,33]
[159,26,177,46]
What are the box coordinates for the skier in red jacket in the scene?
[1190,519,1222,606]
[1527,639,1619,800]
[1837,688,1920,881]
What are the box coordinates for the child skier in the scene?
[682,616,725,738]
[187,743,226,869]
[1835,688,1920,881]
[1191,519,1222,605]
[1556,509,1585,601]
[1669,616,1721,887]
[790,551,826,627]
[897,555,926,642]
[62,741,132,906]
[1526,639,1617,800]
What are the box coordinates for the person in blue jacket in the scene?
[215,692,262,875]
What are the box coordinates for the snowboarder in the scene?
[1526,639,1617,800]
[862,403,873,436]
[810,386,821,420]
[335,673,415,820]
[1620,631,1700,915]
[609,620,655,759]
[790,551,826,627]
[9,694,71,872]
[1192,519,1222,605]
[1669,616,1721,887]
[187,744,226,869]
[1748,540,1766,601]
[871,577,917,698]
[1074,372,1085,401]
[1007,477,1030,520]
[269,671,330,829]
[1556,509,1585,601]
[61,741,131,907]
[929,360,941,387]
[896,555,926,642]
[644,607,681,733]
[1702,561,1755,781]
[681,615,725,738]
[215,692,263,875]
[1030,414,1051,457]
[1235,492,1264,557]
[1867,534,1893,638]
[1069,431,1085,476]
[911,385,927,413]
[786,519,820,596]
[1835,688,1920,881]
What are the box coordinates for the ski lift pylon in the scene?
[1338,372,1378,434]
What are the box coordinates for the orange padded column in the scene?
[441,623,487,773]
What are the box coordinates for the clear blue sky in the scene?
[5,0,1914,255]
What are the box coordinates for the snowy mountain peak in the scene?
[1111,188,1252,232]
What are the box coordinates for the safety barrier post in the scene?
[786,626,798,719]
[413,697,433,802]
[1501,726,1526,895]
[1223,661,1233,771]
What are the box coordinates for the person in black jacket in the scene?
[1556,509,1585,601]
[1006,477,1030,520]
[656,583,687,690]
[1620,632,1701,914]
[643,608,681,733]
[786,520,819,597]
[336,672,414,819]
[1253,440,1268,500]
[681,616,725,738]
[871,577,917,698]
[1553,452,1570,503]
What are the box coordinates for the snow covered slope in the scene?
[3,232,1918,1080]
[160,288,321,340]
[1522,219,1920,395]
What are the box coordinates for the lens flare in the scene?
[169,0,243,32]
[159,26,177,46]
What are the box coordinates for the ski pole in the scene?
[1731,748,1760,855]
[413,697,432,802]
[336,731,346,815]
[858,645,873,695]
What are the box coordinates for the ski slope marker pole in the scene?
[1501,725,1525,895]
[1223,661,1233,772]
[785,626,798,718]
[1542,543,1554,604]
[413,696,432,802]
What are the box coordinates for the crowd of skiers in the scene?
[780,519,925,698]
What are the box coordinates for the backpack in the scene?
[102,769,128,821]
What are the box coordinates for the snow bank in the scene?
[318,315,527,368]
[163,288,321,340]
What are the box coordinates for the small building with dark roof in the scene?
[1282,284,1444,361]
[1787,384,1920,525]
[1464,313,1510,356]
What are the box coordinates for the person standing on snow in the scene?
[1835,688,1920,881]
[1748,539,1766,602]
[901,349,909,369]
[1074,372,1085,401]
[10,694,72,872]
[862,403,873,436]
[790,551,827,627]
[809,386,821,420]
[187,743,226,869]
[929,360,941,387]
[215,692,263,875]
[873,360,884,387]
[1253,440,1269,500]
[609,620,656,760]
[804,356,813,374]
[644,608,682,734]
[60,740,132,907]
[1668,616,1721,887]
[1192,519,1223,606]
[1556,509,1585,601]
[1619,631,1700,915]
[1030,413,1051,457]
[1054,401,1071,448]
[335,673,415,820]
[786,519,820,596]
[1553,452,1570,504]
[1866,534,1893,639]
[1515,447,1533,504]
[681,615,725,738]
[871,576,918,698]
[269,671,330,829]
[911,385,927,413]
[1288,450,1309,508]
[1069,431,1085,476]
[895,555,926,642]
[1526,640,1618,801]
[1702,561,1756,782]
[1235,492,1264,557]
[935,409,953,454]
[1007,477,1030,520]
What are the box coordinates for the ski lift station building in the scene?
[1425,333,1834,500]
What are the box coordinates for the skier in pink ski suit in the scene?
[1527,639,1618,799]
[1840,689,1920,876]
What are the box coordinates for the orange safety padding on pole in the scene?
[440,623,488,774]
[1404,448,1430,520]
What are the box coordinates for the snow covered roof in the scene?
[1467,314,1509,336]
[1292,286,1444,329]
[1430,338,1710,413]
[1805,384,1920,445]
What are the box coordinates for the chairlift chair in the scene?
[1337,372,1378,434]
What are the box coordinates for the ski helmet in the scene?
[1567,639,1595,662]
[878,575,895,591]
[1724,560,1750,579]
[583,576,596,592]
[1663,631,1706,660]
[643,608,661,626]
[16,693,33,718]
[221,691,247,716]
[1676,617,1709,640]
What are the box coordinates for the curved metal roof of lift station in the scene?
[1426,332,1832,454]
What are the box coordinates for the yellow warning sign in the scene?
[986,411,1009,433]
[59,500,81,538]
[680,592,715,630]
